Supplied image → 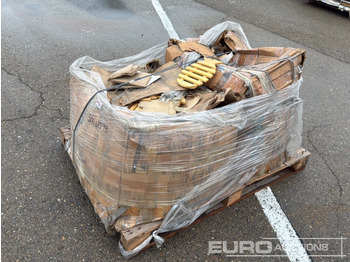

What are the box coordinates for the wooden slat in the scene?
[121,221,162,251]
[222,188,244,207]
[223,148,310,207]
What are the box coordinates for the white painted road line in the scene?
[151,0,180,39]
[151,1,310,261]
[256,187,311,262]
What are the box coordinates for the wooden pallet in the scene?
[59,125,310,254]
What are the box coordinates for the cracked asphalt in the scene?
[2,0,350,261]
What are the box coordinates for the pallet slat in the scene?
[121,221,162,251]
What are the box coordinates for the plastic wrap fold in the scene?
[68,21,304,258]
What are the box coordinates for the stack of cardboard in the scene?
[68,22,305,240]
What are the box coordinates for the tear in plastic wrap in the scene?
[68,21,304,258]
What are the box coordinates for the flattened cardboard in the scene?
[109,64,139,79]
[224,30,249,50]
[91,65,113,88]
[175,93,201,112]
[111,62,186,106]
[135,100,176,115]
[177,42,215,57]
[190,87,217,111]
[166,45,184,63]
[212,30,248,52]
[107,64,161,89]
[166,40,215,63]
[108,72,151,88]
[189,87,236,111]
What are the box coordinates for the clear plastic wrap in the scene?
[68,22,304,258]
[184,21,252,64]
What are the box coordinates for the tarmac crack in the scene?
[1,68,68,122]
[1,67,41,93]
[41,105,68,120]
[306,125,343,232]
[1,67,44,122]
[306,125,343,198]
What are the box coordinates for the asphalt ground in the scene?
[2,0,349,261]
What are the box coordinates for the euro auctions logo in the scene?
[208,237,347,258]
[208,240,277,255]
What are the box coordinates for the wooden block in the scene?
[59,126,71,145]
[290,148,311,171]
[252,148,310,183]
[120,221,162,251]
[223,188,244,207]
[221,147,310,207]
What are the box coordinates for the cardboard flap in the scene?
[91,65,113,88]
[177,42,215,57]
[109,64,140,79]
[212,30,248,52]
[175,93,201,112]
[108,72,152,88]
[224,30,249,51]
[110,62,185,106]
